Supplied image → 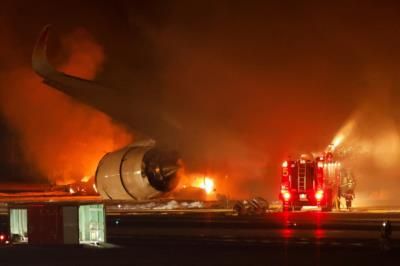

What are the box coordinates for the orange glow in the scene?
[192,176,215,194]
[0,28,133,185]
[332,134,343,149]
[282,161,288,168]
[80,176,91,183]
[315,190,324,201]
[282,191,291,201]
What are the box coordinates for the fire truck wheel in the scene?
[321,200,333,212]
[233,203,244,215]
[321,190,333,212]
[321,206,332,212]
[283,205,293,212]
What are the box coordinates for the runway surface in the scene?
[106,211,400,245]
[1,211,400,266]
[0,195,400,265]
[104,209,400,265]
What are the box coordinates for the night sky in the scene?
[1,1,400,200]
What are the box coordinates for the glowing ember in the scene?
[192,177,215,194]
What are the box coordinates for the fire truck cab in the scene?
[279,153,341,211]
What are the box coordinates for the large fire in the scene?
[192,176,215,194]
[0,27,133,185]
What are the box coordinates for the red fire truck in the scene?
[279,152,349,211]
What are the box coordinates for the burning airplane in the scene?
[32,25,182,200]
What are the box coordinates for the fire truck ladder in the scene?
[298,163,306,191]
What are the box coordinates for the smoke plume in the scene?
[332,96,400,206]
[2,2,400,204]
[132,2,400,201]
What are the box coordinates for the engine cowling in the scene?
[95,140,181,200]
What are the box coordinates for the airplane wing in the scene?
[32,25,115,104]
[32,25,181,147]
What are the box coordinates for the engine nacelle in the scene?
[95,140,181,200]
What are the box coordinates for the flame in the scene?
[80,176,91,183]
[0,27,133,185]
[192,176,215,194]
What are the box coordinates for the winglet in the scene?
[32,24,55,77]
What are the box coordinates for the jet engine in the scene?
[95,140,181,200]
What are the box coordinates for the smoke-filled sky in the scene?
[1,1,400,201]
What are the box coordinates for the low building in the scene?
[8,202,105,245]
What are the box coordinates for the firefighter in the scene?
[339,169,356,210]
